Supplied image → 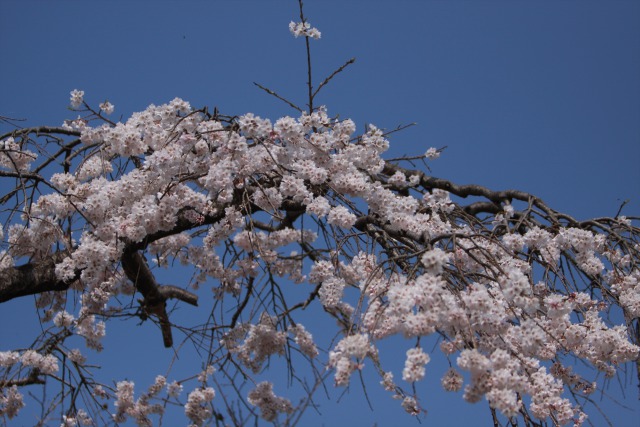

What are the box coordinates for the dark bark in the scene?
[0,252,74,303]
[121,248,198,348]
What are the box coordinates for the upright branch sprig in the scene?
[297,0,315,113]
[255,0,354,115]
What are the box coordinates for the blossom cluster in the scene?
[112,376,166,426]
[0,350,58,375]
[0,137,36,172]
[0,386,24,420]
[61,409,92,427]
[288,21,321,39]
[402,347,430,382]
[185,387,215,426]
[328,334,374,386]
[247,382,293,422]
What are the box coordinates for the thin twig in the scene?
[313,57,356,99]
[253,82,303,113]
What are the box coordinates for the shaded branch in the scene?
[0,252,75,303]
[120,248,198,348]
[0,126,81,141]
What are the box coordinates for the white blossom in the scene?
[0,386,24,419]
[99,100,115,115]
[70,89,85,108]
[288,21,321,39]
[247,382,293,422]
[425,147,440,160]
[402,347,430,382]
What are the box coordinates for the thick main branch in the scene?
[0,253,74,303]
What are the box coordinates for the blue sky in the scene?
[1,1,639,426]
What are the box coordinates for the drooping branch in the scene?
[120,247,198,348]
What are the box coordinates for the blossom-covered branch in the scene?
[1,6,638,426]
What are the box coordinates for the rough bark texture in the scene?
[0,252,73,303]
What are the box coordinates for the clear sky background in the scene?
[1,1,639,426]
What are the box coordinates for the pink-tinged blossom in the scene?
[306,196,331,218]
[76,314,106,351]
[20,350,59,375]
[294,159,328,184]
[185,387,215,426]
[238,113,272,139]
[289,324,319,358]
[247,382,293,422]
[318,276,346,308]
[0,351,20,367]
[67,349,86,365]
[0,137,36,172]
[0,227,11,270]
[388,170,407,185]
[441,368,463,392]
[380,371,395,391]
[147,375,166,397]
[62,409,92,427]
[252,186,283,212]
[92,385,108,400]
[486,388,521,418]
[503,203,514,218]
[77,155,113,181]
[402,347,430,382]
[112,380,164,426]
[54,310,75,328]
[457,349,491,376]
[420,247,449,275]
[197,365,215,382]
[334,333,373,360]
[113,381,135,423]
[0,385,24,419]
[232,314,287,373]
[279,175,311,203]
[327,205,356,228]
[61,414,77,427]
[274,116,303,140]
[308,260,335,284]
[502,233,525,252]
[167,381,183,398]
[401,396,421,416]
[328,334,374,386]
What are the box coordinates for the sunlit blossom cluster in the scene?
[328,334,375,386]
[402,347,430,382]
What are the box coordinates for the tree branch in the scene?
[120,248,198,348]
[0,253,75,303]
